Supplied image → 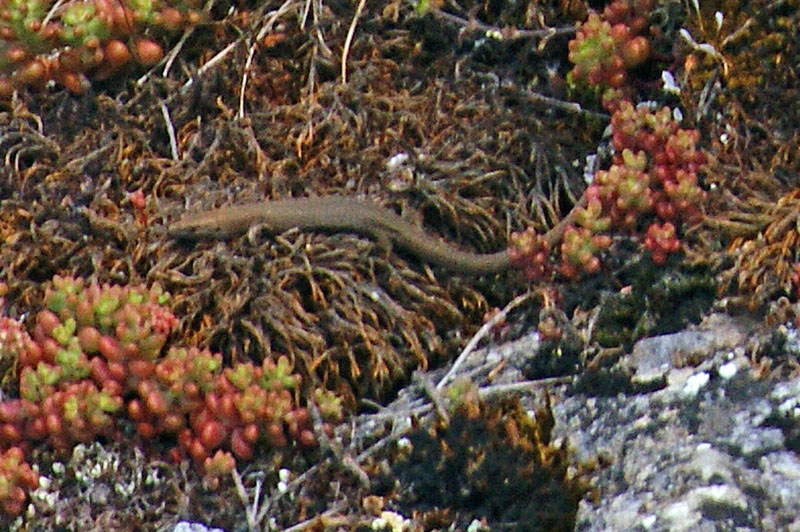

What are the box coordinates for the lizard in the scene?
[168,196,512,275]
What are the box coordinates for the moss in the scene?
[593,259,715,349]
[391,387,589,532]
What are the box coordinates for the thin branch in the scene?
[232,466,260,532]
[159,100,179,160]
[41,0,66,27]
[275,507,347,532]
[508,84,610,120]
[239,42,258,120]
[300,0,313,29]
[477,376,573,399]
[256,0,301,41]
[431,8,575,41]
[341,0,367,85]
[181,40,240,92]
[310,403,370,488]
[63,144,113,174]
[436,290,533,390]
[256,463,322,526]
[162,26,195,77]
[415,371,450,424]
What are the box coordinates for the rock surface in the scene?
[550,314,800,532]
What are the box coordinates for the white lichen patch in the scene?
[372,510,411,532]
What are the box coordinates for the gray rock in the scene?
[551,316,800,532]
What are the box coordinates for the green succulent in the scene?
[61,3,111,48]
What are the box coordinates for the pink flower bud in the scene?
[14,59,47,87]
[159,8,182,30]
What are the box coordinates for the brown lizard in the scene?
[169,196,512,275]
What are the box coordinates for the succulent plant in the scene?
[508,228,552,281]
[508,100,706,276]
[0,276,346,516]
[0,0,205,97]
[0,446,38,516]
[567,0,654,92]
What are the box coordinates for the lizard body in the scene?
[169,197,511,275]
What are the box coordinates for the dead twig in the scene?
[436,290,533,390]
[414,371,450,425]
[431,8,575,41]
[239,42,258,120]
[341,0,367,85]
[504,83,610,120]
[232,466,262,532]
[159,100,179,160]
